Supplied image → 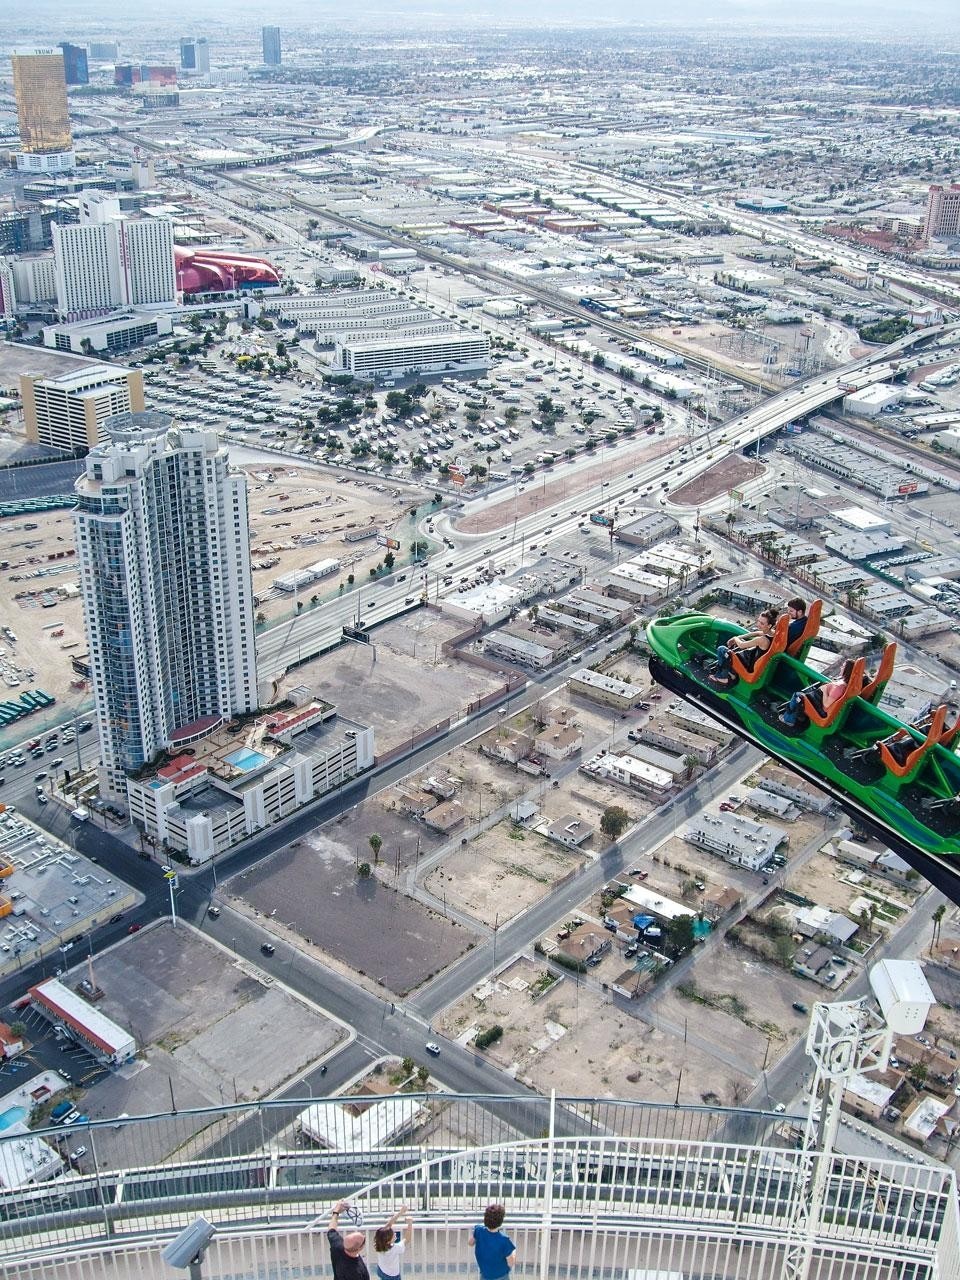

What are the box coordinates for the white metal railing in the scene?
[0,1094,956,1280]
[3,1215,954,1280]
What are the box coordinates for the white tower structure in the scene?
[53,193,176,319]
[74,411,258,793]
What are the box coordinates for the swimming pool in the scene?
[0,1106,28,1130]
[224,746,268,772]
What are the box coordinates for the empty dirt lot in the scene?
[424,819,588,929]
[277,611,503,754]
[437,956,752,1117]
[229,831,476,996]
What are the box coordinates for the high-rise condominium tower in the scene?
[59,43,89,85]
[262,26,281,65]
[924,184,960,244]
[74,412,258,792]
[179,37,210,75]
[11,47,75,172]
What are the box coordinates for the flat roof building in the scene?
[335,332,490,382]
[20,363,145,453]
[29,978,136,1065]
[683,811,786,871]
[300,1097,425,1151]
[570,668,643,710]
[42,311,173,356]
[127,708,374,864]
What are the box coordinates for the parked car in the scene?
[792,1001,808,1014]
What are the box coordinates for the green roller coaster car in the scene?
[646,612,960,903]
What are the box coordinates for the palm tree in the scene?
[931,903,946,954]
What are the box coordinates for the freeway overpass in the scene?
[254,320,960,681]
[697,318,960,458]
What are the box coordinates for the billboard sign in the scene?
[897,482,918,495]
[376,533,401,550]
[590,512,613,527]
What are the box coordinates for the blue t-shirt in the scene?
[472,1225,515,1280]
[787,616,806,647]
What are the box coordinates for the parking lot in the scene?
[6,923,349,1165]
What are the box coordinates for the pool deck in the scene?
[0,1069,70,1122]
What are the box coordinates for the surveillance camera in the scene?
[161,1217,217,1269]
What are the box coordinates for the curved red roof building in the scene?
[175,247,280,294]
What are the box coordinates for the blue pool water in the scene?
[0,1106,28,1130]
[225,746,268,772]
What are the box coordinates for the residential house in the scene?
[396,786,436,817]
[558,924,611,967]
[794,905,860,949]
[793,943,837,986]
[535,726,584,761]
[483,730,534,766]
[546,814,594,849]
[422,800,466,833]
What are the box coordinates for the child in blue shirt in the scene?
[470,1204,516,1280]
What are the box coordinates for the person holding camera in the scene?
[327,1202,369,1280]
[373,1207,413,1280]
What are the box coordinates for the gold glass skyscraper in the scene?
[12,47,73,155]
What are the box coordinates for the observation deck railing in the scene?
[0,1094,955,1280]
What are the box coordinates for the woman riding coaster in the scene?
[708,608,780,687]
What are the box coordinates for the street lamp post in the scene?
[161,865,179,928]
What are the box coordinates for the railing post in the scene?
[538,1090,556,1280]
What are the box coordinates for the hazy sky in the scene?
[11,0,960,33]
